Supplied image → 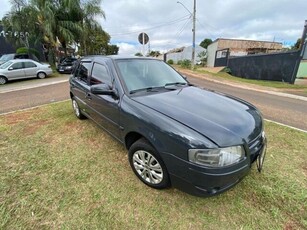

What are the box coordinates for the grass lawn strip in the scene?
[0,101,306,229]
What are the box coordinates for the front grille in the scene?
[248,133,264,163]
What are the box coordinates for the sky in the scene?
[1,0,306,55]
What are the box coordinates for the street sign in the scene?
[138,33,149,45]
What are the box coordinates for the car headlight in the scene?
[188,146,245,167]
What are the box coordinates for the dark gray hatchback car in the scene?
[69,56,267,196]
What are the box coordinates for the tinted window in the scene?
[24,62,37,68]
[15,54,29,59]
[74,62,91,83]
[91,63,111,85]
[11,62,23,70]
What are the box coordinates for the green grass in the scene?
[174,65,307,90]
[0,101,306,229]
[199,69,307,89]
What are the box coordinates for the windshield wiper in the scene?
[164,82,188,89]
[130,87,161,94]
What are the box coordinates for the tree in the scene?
[135,52,143,57]
[292,38,302,50]
[79,0,106,55]
[148,50,161,57]
[2,1,39,49]
[106,45,119,55]
[199,38,213,49]
[197,50,207,67]
[2,0,113,64]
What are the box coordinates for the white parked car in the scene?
[0,59,53,85]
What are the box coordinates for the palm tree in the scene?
[79,0,106,55]
[3,0,109,63]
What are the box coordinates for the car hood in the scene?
[132,86,262,146]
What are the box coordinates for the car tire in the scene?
[71,97,86,119]
[0,76,8,85]
[128,138,170,189]
[37,72,46,79]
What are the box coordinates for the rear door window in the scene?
[74,62,92,84]
[24,62,37,68]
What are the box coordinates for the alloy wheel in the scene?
[132,150,163,185]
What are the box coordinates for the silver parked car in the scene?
[0,59,53,85]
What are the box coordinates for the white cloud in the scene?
[1,0,306,55]
[117,42,139,55]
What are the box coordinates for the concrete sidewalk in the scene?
[295,78,307,86]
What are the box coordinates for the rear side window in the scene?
[74,62,91,83]
[24,62,37,68]
[15,54,29,59]
[91,63,112,85]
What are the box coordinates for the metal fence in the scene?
[227,51,300,83]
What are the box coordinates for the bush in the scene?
[177,60,182,65]
[180,59,191,69]
[16,47,40,59]
[221,67,232,75]
[167,59,174,64]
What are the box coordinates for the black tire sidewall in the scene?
[128,138,170,189]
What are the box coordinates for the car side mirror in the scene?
[91,83,118,98]
[8,67,13,71]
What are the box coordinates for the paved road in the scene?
[0,76,70,114]
[188,76,307,131]
[0,75,306,131]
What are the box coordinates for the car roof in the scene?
[7,59,38,63]
[80,55,159,62]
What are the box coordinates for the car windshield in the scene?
[0,54,14,62]
[116,59,187,93]
[0,61,13,69]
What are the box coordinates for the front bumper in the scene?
[162,133,266,197]
[163,152,251,196]
[57,67,72,74]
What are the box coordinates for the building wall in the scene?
[166,45,206,64]
[207,42,218,67]
[0,25,15,55]
[217,39,283,51]
[207,38,283,67]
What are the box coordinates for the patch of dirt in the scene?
[4,111,33,125]
[302,165,307,177]
[22,120,50,135]
[283,221,301,230]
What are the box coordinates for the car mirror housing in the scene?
[91,83,118,98]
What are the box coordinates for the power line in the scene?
[108,14,191,37]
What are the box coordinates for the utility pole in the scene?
[177,0,196,69]
[192,0,196,69]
